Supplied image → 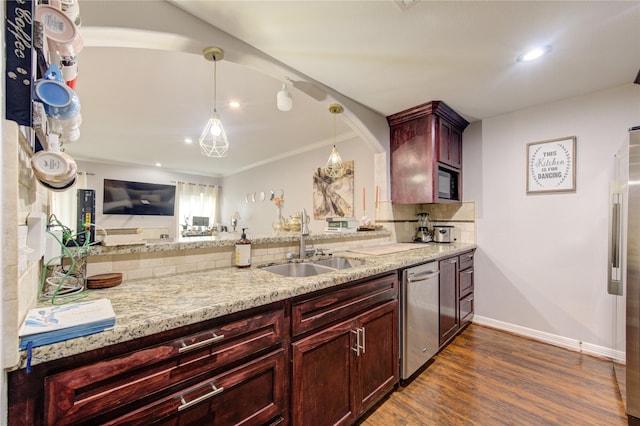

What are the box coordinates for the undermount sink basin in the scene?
[312,257,366,270]
[260,257,366,277]
[260,262,335,277]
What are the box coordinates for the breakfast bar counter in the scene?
[17,241,476,369]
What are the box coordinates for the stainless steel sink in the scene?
[312,257,365,270]
[260,262,336,277]
[260,257,366,277]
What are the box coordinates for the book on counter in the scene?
[18,298,116,350]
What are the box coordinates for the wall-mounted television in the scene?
[103,179,176,216]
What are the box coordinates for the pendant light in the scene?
[324,103,345,178]
[199,46,229,158]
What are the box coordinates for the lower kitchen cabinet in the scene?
[291,301,397,426]
[290,273,399,426]
[102,349,286,426]
[458,250,475,328]
[439,256,459,346]
[8,303,287,426]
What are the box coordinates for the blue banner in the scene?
[5,0,34,127]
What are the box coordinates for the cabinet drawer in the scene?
[292,273,398,337]
[459,268,474,297]
[44,308,285,425]
[458,250,475,271]
[459,293,474,326]
[103,349,286,426]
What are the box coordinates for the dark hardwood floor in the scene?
[361,324,627,425]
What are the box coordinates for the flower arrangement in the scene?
[273,195,284,208]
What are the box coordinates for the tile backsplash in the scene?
[389,201,476,244]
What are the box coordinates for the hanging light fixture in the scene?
[324,103,345,178]
[199,46,229,158]
[276,82,292,111]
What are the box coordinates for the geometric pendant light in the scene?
[324,103,345,178]
[199,46,229,158]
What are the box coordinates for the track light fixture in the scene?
[277,82,292,111]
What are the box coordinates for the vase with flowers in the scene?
[272,194,285,232]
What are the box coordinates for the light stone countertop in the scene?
[87,230,393,256]
[18,241,476,369]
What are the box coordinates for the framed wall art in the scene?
[526,136,576,194]
[312,160,354,219]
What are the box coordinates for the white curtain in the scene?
[50,172,88,231]
[176,182,219,235]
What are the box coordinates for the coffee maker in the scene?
[414,212,433,243]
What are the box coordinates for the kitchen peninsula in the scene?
[8,231,475,425]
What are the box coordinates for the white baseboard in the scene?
[472,315,623,363]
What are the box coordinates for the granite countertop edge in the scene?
[17,242,476,369]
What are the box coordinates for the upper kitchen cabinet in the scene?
[387,101,469,204]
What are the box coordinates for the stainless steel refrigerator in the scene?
[608,126,640,423]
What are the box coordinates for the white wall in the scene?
[77,161,221,238]
[221,135,377,235]
[465,83,640,352]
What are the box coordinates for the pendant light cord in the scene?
[213,58,218,115]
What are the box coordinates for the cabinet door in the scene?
[354,301,398,415]
[291,319,357,426]
[389,118,436,204]
[437,119,462,169]
[103,349,286,426]
[439,257,459,346]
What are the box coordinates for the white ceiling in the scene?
[65,1,640,178]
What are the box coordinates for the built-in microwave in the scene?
[437,165,460,201]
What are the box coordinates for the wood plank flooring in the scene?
[360,324,627,425]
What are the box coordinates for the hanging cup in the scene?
[35,5,84,58]
[33,64,81,120]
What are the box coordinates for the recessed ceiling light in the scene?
[516,45,552,63]
[229,101,240,108]
[184,137,192,144]
[155,162,162,167]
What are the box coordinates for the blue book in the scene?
[18,299,116,350]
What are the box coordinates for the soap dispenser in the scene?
[234,228,251,268]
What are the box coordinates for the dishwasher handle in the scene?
[407,270,439,283]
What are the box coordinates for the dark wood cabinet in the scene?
[458,250,475,328]
[102,349,286,426]
[8,304,288,426]
[290,273,398,426]
[292,316,357,426]
[438,256,459,346]
[387,101,469,204]
[437,119,463,168]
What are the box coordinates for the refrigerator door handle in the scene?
[608,190,623,295]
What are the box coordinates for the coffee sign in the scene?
[527,137,576,194]
[5,0,34,127]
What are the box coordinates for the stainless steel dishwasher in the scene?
[400,261,440,380]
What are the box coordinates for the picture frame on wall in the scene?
[526,136,576,194]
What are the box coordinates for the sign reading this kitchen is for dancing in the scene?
[526,136,576,194]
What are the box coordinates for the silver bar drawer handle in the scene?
[179,332,225,353]
[178,382,224,411]
[408,271,440,282]
[351,329,360,356]
[360,327,366,354]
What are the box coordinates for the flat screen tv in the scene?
[103,179,176,216]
